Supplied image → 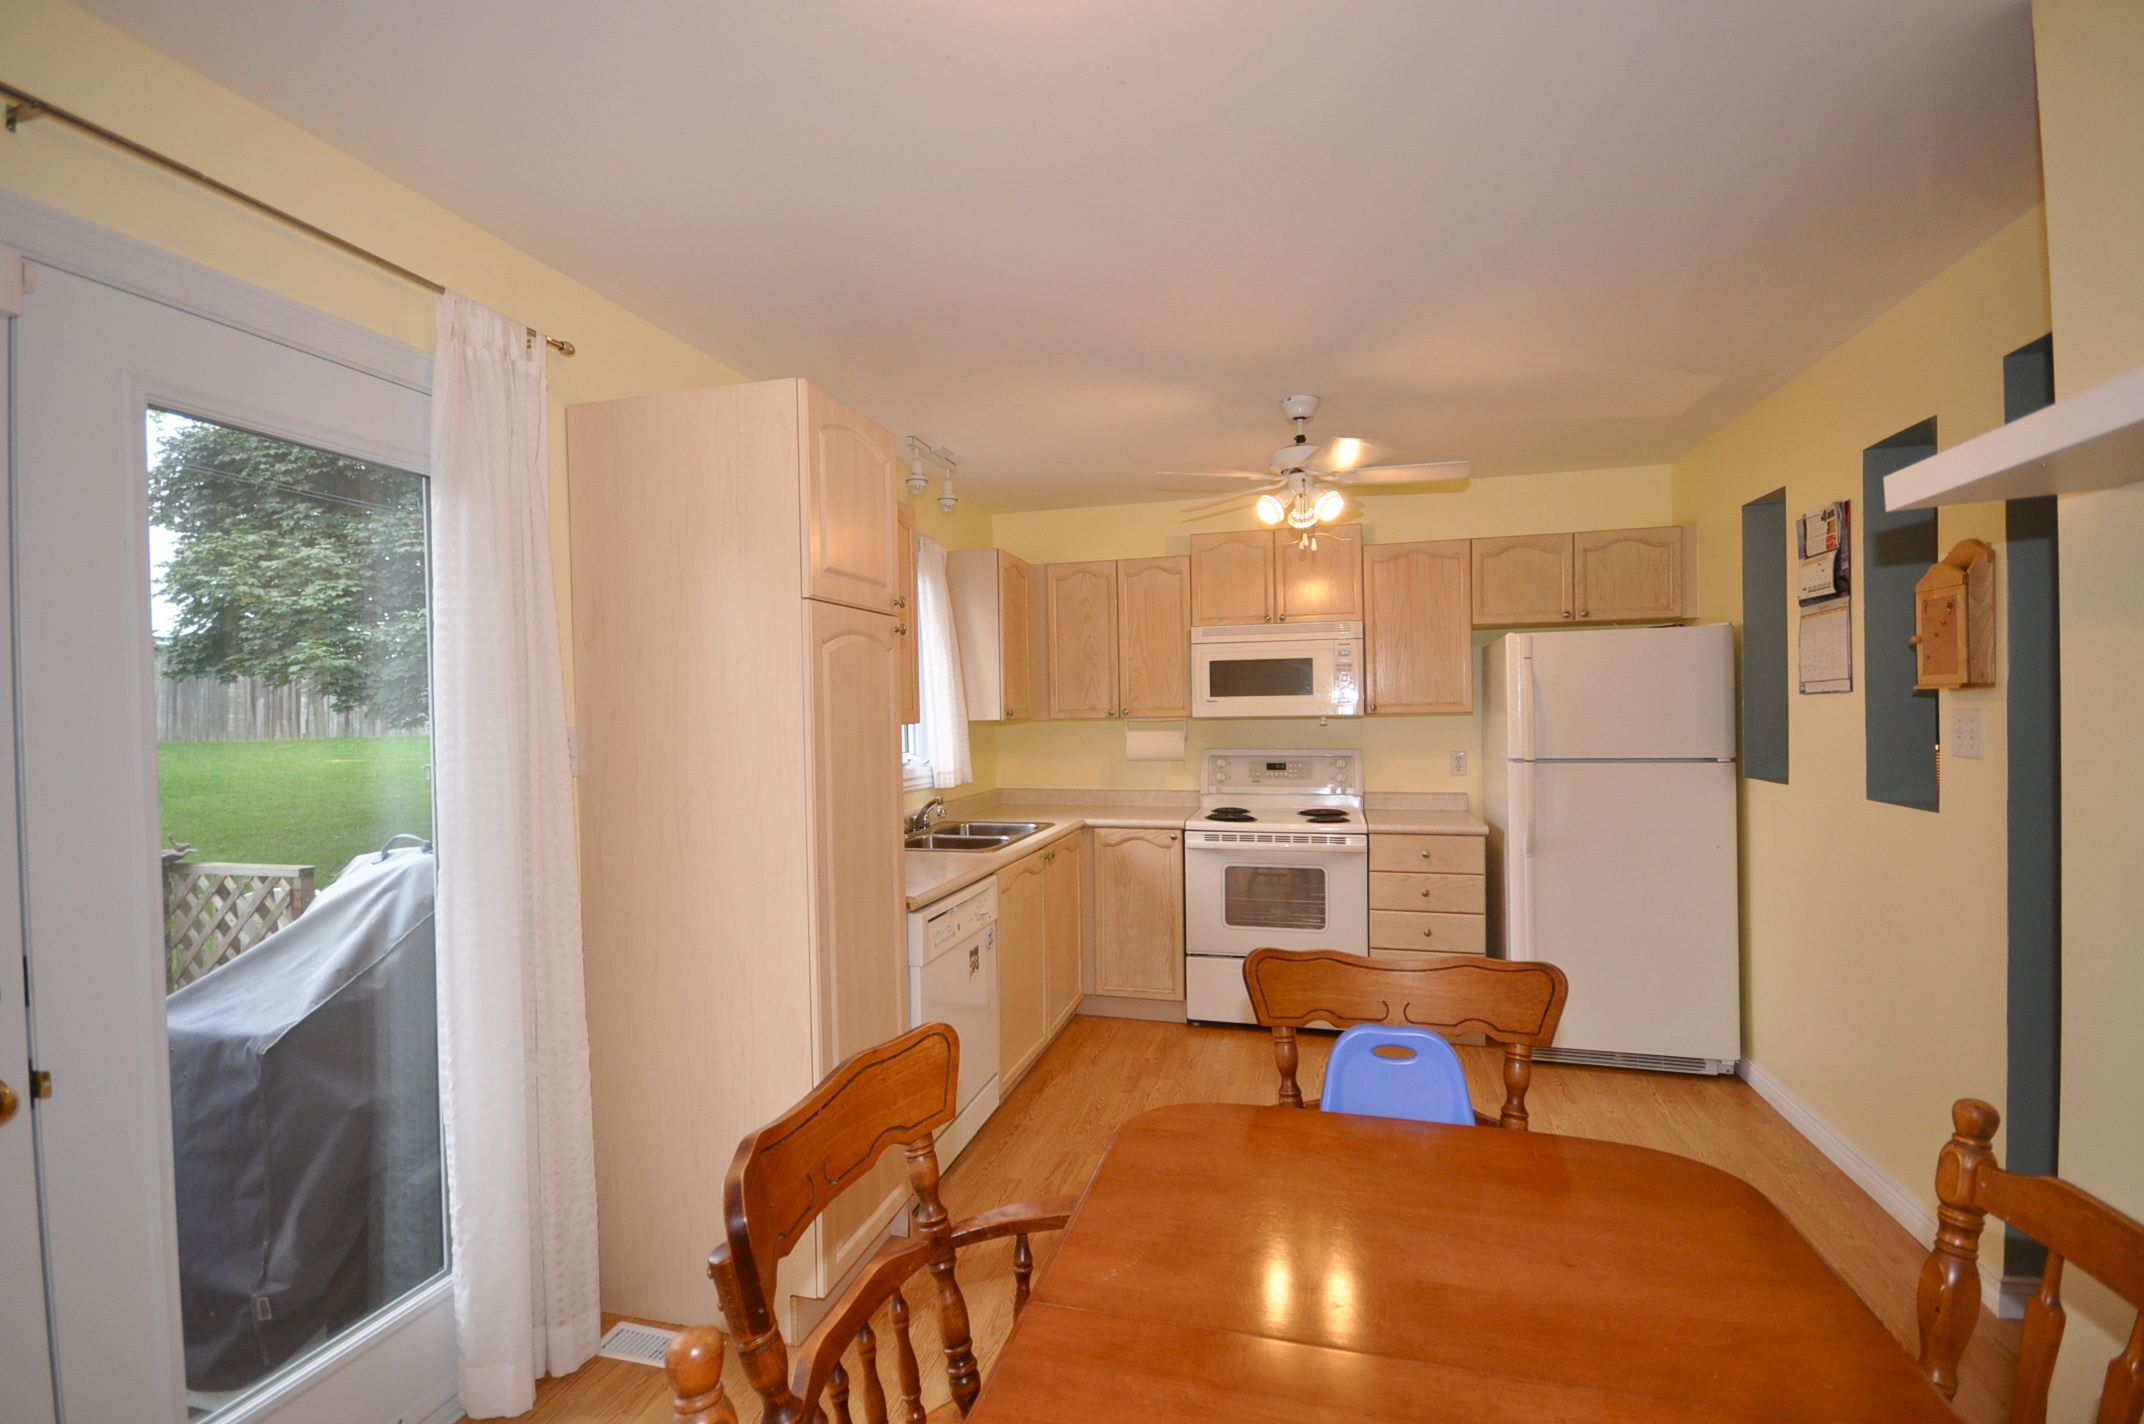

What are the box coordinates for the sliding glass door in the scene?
[7,261,456,1422]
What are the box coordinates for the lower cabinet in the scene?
[996,853,1049,1090]
[1044,837,1084,1031]
[1092,827,1184,999]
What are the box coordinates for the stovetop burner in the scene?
[1298,808,1353,823]
[1203,807,1256,822]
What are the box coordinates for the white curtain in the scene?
[429,293,601,1417]
[914,533,973,788]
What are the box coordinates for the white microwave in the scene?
[1190,622,1364,718]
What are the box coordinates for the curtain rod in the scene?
[1,79,576,357]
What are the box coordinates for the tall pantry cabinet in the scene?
[566,379,907,1333]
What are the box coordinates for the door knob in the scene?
[0,1080,17,1126]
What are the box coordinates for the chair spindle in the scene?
[665,1324,740,1424]
[890,1290,926,1424]
[827,1361,853,1424]
[855,1322,888,1424]
[1013,1233,1035,1316]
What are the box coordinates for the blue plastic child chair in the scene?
[1319,1024,1474,1126]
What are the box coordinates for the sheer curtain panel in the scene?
[429,293,600,1417]
[915,534,973,787]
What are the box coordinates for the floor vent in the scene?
[1535,1047,1736,1076]
[597,1320,678,1369]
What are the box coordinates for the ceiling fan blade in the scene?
[1180,480,1284,515]
[1156,468,1270,483]
[1339,460,1472,487]
[1307,437,1377,474]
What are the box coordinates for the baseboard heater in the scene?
[1535,1047,1739,1076]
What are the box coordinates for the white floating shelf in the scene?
[1885,363,2144,510]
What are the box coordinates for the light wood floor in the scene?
[490,1017,2017,1423]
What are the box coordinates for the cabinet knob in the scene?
[894,623,908,636]
[1422,927,1435,938]
[1420,887,1431,898]
[892,595,906,609]
[0,1079,16,1126]
[1579,610,1590,619]
[1167,833,1178,843]
[1420,849,1433,860]
[1367,702,1376,713]
[1562,610,1574,620]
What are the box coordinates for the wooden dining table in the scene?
[968,1103,1956,1422]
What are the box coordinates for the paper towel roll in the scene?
[1124,721,1188,761]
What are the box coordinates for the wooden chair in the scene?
[1241,948,1568,1129]
[1916,1099,2144,1422]
[666,1022,1075,1424]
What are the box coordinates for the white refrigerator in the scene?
[1483,625,1741,1072]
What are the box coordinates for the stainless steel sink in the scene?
[904,832,1016,851]
[902,820,1053,852]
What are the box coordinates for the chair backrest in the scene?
[1242,949,1568,1128]
[1320,1024,1474,1126]
[1916,1099,2144,1423]
[707,1022,983,1423]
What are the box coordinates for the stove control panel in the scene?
[1203,749,1360,796]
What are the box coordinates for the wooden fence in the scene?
[163,858,316,992]
[156,658,392,742]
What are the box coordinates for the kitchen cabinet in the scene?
[1189,530,1276,625]
[1116,556,1192,717]
[1363,539,1472,714]
[1368,834,1486,875]
[1276,524,1362,621]
[566,378,905,1330]
[1044,838,1084,1033]
[1092,827,1184,999]
[895,500,919,724]
[801,381,902,614]
[1367,832,1487,956]
[947,547,1034,720]
[1471,533,1574,626]
[1573,526,1683,623]
[996,852,1049,1091]
[1043,560,1119,719]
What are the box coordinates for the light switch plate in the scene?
[1449,750,1468,776]
[1949,707,1984,759]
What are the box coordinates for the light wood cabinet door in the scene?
[997,852,1049,1086]
[1045,560,1119,718]
[1363,539,1472,714]
[895,501,919,724]
[1044,838,1084,1028]
[1116,556,1192,718]
[1092,827,1184,999]
[1000,554,1033,719]
[1276,524,1363,621]
[799,381,899,614]
[1574,526,1683,622]
[1471,533,1573,626]
[1190,530,1275,625]
[802,599,908,1262]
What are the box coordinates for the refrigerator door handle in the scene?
[1514,640,1538,764]
[1510,758,1537,960]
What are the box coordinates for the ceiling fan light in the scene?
[1287,500,1318,529]
[1254,493,1287,526]
[1313,489,1346,523]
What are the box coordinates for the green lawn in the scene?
[158,736,434,884]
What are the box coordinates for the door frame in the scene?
[1,196,461,1424]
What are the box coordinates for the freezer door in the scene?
[1508,760,1739,1062]
[1525,625,1736,761]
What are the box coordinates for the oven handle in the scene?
[1182,839,1370,858]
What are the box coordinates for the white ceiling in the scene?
[80,0,2042,510]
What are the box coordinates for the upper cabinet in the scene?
[1472,533,1574,626]
[1189,530,1276,625]
[895,501,919,724]
[1116,557,1192,718]
[1363,540,1472,714]
[1044,561,1119,719]
[947,548,1033,721]
[1573,526,1683,623]
[799,382,900,614]
[1275,525,1362,622]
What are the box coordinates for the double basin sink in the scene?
[903,820,1053,852]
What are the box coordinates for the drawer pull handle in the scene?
[1421,927,1435,938]
[1420,888,1431,898]
[1419,849,1432,860]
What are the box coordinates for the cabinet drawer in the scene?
[1369,872,1484,914]
[1369,910,1487,955]
[1368,835,1486,875]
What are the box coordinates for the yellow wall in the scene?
[0,0,748,720]
[1669,209,2048,1239]
[2033,0,2144,1408]
[986,466,1673,794]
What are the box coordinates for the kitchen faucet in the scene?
[905,797,947,835]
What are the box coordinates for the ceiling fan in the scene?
[1165,394,1470,545]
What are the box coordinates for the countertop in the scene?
[905,794,1486,911]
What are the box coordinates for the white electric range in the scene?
[1182,749,1369,1025]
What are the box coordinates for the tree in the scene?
[150,414,431,729]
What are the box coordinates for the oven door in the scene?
[1191,637,1361,718]
[1184,835,1369,957]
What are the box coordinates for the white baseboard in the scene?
[1737,1059,2005,1318]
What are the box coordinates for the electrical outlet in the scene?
[1449,750,1468,777]
[1949,707,1984,759]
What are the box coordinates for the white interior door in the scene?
[11,262,457,1423]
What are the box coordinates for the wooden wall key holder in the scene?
[1911,538,1995,690]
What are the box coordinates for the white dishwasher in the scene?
[907,878,1000,1165]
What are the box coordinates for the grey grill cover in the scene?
[166,847,445,1391]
